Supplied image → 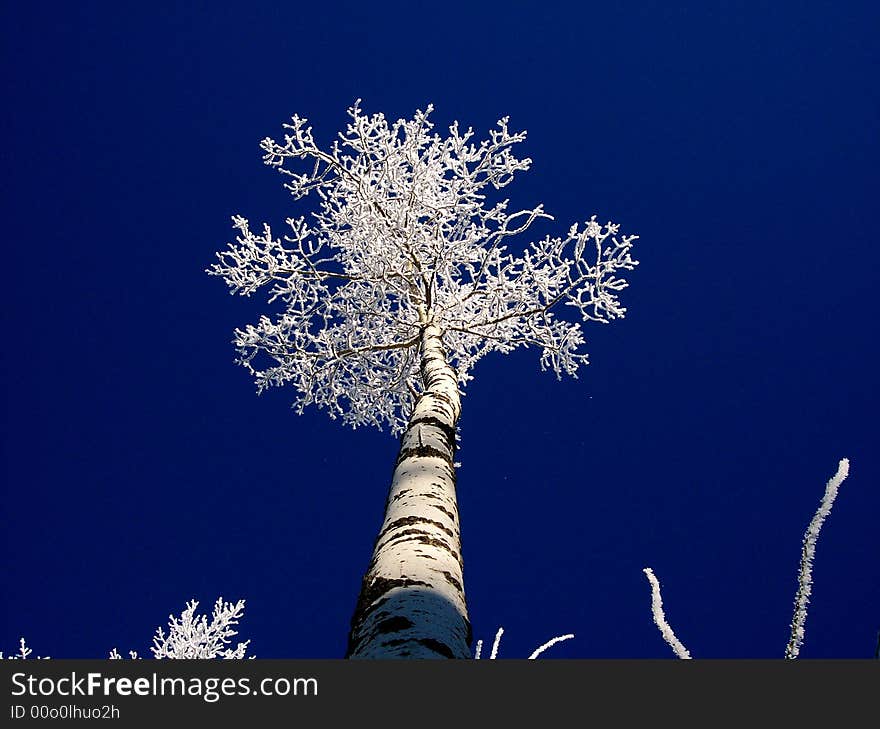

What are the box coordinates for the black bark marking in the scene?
[386,493,458,519]
[396,444,455,469]
[415,389,457,415]
[377,515,455,542]
[407,415,456,448]
[375,616,414,635]
[410,492,458,514]
[380,528,439,545]
[369,638,457,659]
[346,576,433,656]
[430,503,456,521]
[438,570,463,592]
[418,638,456,659]
[378,638,407,649]
[378,530,461,562]
[349,576,430,629]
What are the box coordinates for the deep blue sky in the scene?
[3,2,877,659]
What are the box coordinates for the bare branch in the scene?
[643,567,692,659]
[785,457,850,659]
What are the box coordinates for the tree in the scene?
[208,102,639,658]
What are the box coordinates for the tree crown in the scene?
[209,101,638,432]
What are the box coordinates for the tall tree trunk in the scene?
[346,323,471,658]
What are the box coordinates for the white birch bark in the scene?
[347,323,470,658]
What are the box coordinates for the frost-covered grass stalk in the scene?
[210,102,637,658]
[642,567,691,659]
[785,457,850,659]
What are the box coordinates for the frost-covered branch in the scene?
[643,457,852,659]
[1,638,48,660]
[209,101,638,433]
[528,633,576,659]
[642,567,692,659]
[149,597,251,659]
[473,627,575,659]
[5,597,252,660]
[785,457,850,659]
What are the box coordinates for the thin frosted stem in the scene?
[474,627,574,659]
[785,457,850,659]
[528,634,575,659]
[643,567,692,659]
[489,627,504,659]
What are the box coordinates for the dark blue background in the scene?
[3,1,877,659]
